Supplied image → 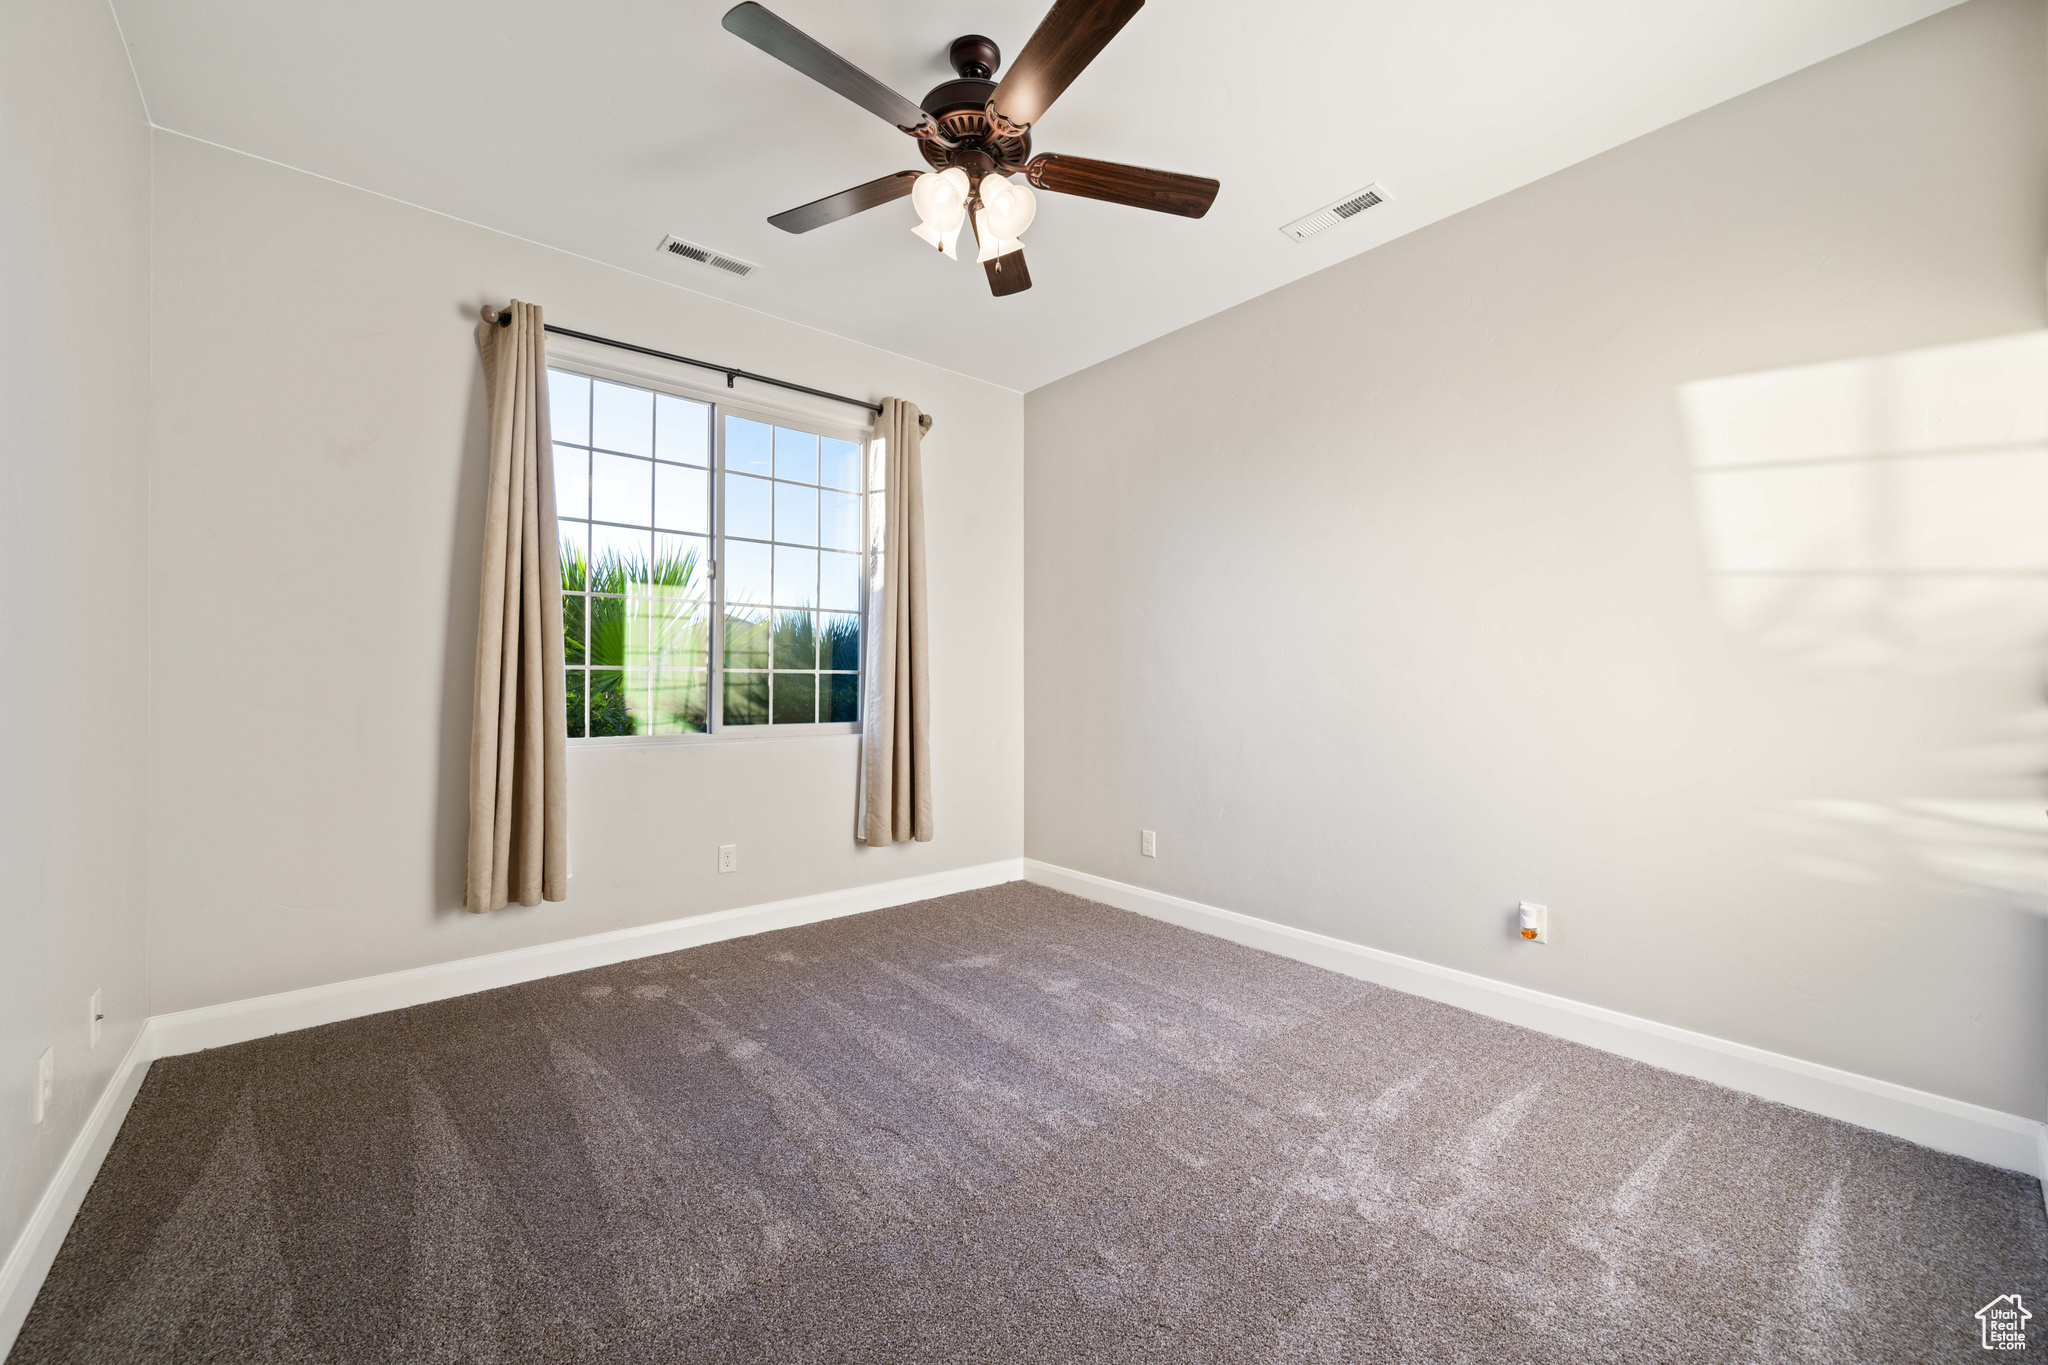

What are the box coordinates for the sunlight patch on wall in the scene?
[1679,332,2048,908]
[1679,330,2048,672]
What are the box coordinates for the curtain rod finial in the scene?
[483,305,511,327]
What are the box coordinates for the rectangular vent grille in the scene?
[658,235,759,278]
[1280,184,1392,243]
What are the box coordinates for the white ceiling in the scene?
[112,0,1962,391]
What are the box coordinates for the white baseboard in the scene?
[1,858,1024,1357]
[0,1020,158,1358]
[153,859,1025,1058]
[1023,859,2047,1180]
[5,852,2036,1362]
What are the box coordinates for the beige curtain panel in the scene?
[467,300,569,910]
[859,398,934,844]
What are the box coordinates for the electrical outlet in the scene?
[717,844,738,874]
[34,1049,53,1124]
[1517,902,1549,945]
[89,989,103,1048]
[1140,829,1156,858]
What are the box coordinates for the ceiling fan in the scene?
[721,0,1219,297]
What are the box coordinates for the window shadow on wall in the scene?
[1678,330,2048,909]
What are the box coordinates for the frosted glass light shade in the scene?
[911,167,971,233]
[911,220,962,259]
[979,174,1036,238]
[972,209,1022,264]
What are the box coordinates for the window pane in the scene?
[818,550,860,612]
[774,482,818,546]
[566,667,587,738]
[655,394,710,466]
[559,520,590,590]
[651,664,707,734]
[723,540,771,608]
[772,672,816,725]
[823,672,859,723]
[821,437,860,492]
[654,463,708,534]
[592,380,652,456]
[724,609,769,670]
[726,473,771,542]
[589,668,635,736]
[724,670,768,726]
[773,610,816,670]
[653,534,708,599]
[774,546,817,608]
[564,594,586,665]
[592,452,652,526]
[590,524,650,594]
[775,427,819,484]
[648,598,708,734]
[820,612,860,671]
[727,417,772,476]
[819,489,858,551]
[620,668,652,733]
[554,444,590,521]
[647,595,709,667]
[548,370,589,446]
[587,595,627,667]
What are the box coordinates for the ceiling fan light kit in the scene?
[723,0,1219,297]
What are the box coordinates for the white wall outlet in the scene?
[34,1048,54,1123]
[1141,829,1157,858]
[717,844,738,874]
[1517,902,1549,945]
[89,989,103,1048]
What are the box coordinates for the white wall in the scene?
[146,133,1023,1015]
[1024,0,2048,1119]
[0,0,152,1301]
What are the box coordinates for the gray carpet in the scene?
[10,882,2043,1363]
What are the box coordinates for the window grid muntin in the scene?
[717,413,864,729]
[549,363,868,742]
[553,369,716,740]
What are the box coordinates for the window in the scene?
[548,365,871,739]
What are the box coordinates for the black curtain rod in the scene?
[485,307,884,416]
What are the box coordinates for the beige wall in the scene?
[145,133,1024,1015]
[1024,0,2048,1117]
[0,0,153,1319]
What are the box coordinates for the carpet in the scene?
[9,881,2043,1362]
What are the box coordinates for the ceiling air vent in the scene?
[1280,184,1392,243]
[657,235,759,278]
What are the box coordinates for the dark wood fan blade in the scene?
[722,3,929,132]
[988,0,1144,130]
[769,172,922,233]
[984,248,1032,296]
[1026,153,1218,218]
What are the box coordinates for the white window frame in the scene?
[544,339,875,745]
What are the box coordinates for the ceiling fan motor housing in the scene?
[920,36,1031,172]
[948,35,1000,80]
